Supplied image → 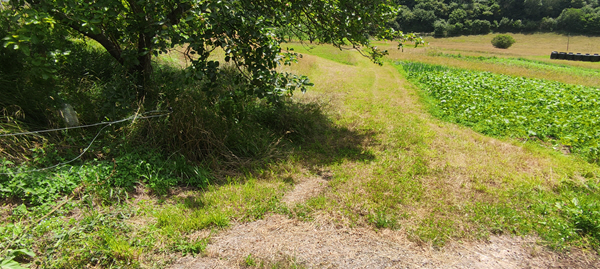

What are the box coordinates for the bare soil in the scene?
[281,174,330,207]
[170,213,599,269]
[170,177,599,269]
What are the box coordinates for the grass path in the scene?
[169,46,600,268]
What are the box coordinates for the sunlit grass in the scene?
[286,43,600,250]
[285,42,359,66]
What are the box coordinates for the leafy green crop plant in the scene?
[403,62,600,163]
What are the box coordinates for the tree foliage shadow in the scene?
[254,101,377,166]
[125,95,378,212]
[130,63,377,181]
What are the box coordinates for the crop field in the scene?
[377,33,600,88]
[402,62,600,163]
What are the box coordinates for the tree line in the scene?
[391,0,600,36]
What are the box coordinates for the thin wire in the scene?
[0,110,172,175]
[0,109,167,137]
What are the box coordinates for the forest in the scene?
[391,0,600,36]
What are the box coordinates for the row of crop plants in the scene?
[401,62,600,164]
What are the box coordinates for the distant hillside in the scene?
[391,0,600,36]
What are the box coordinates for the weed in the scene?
[556,196,600,245]
[290,196,329,221]
[245,254,258,267]
[369,210,399,229]
[413,215,457,247]
[175,237,209,257]
[101,229,141,264]
[155,205,230,233]
[0,249,35,269]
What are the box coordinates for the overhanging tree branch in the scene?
[25,0,124,65]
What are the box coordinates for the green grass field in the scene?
[2,34,600,268]
[286,41,600,248]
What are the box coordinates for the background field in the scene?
[376,33,600,87]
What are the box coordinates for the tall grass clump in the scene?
[0,40,322,267]
[0,37,59,129]
[0,108,47,165]
[1,35,329,199]
[137,63,328,172]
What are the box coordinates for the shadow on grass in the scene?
[254,101,377,166]
[295,125,377,166]
[133,83,377,175]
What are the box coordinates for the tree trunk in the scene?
[131,32,154,99]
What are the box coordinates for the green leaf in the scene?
[0,256,29,269]
[2,41,14,48]
[8,249,35,258]
[20,46,30,56]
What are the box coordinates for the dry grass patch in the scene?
[170,214,599,269]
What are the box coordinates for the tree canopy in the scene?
[393,0,600,37]
[2,0,421,102]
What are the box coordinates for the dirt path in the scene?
[169,52,599,269]
[169,142,599,269]
[171,185,597,269]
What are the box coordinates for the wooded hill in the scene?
[391,0,600,36]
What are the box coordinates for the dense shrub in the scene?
[433,20,448,37]
[496,18,523,33]
[469,19,492,35]
[540,17,558,31]
[491,34,516,49]
[557,8,585,32]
